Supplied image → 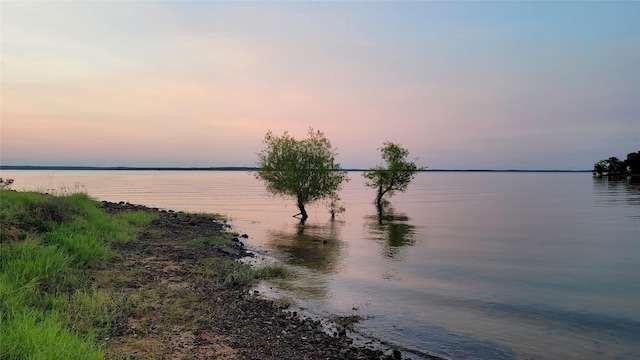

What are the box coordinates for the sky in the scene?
[1,1,639,170]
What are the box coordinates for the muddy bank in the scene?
[99,201,438,360]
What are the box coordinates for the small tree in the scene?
[256,128,349,223]
[363,142,423,213]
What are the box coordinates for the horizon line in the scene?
[0,165,592,172]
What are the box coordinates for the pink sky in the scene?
[2,2,638,169]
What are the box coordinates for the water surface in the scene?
[2,170,638,359]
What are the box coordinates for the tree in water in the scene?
[256,128,349,223]
[593,156,630,179]
[363,142,424,214]
[625,151,640,175]
[592,160,608,177]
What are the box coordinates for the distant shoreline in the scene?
[0,165,591,172]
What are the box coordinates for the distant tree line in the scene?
[593,151,640,179]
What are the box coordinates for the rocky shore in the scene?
[98,201,434,360]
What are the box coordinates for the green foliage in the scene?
[256,128,349,221]
[363,142,424,211]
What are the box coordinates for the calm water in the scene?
[2,170,639,360]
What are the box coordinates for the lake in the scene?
[2,170,639,360]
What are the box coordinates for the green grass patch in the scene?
[0,189,156,359]
[68,286,135,337]
[43,228,111,269]
[0,308,105,360]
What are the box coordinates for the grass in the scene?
[225,262,295,287]
[192,258,295,288]
[254,262,293,280]
[0,308,105,360]
[67,286,136,336]
[0,189,157,359]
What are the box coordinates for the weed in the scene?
[223,268,257,287]
[0,178,14,190]
[196,258,294,288]
[328,314,367,332]
[274,295,295,309]
[38,181,87,197]
[254,263,294,280]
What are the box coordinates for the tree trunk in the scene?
[375,185,384,215]
[297,202,308,224]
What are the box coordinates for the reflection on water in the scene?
[263,221,348,300]
[265,221,346,274]
[364,208,417,260]
[592,176,640,218]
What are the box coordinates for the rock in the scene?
[393,349,402,360]
[220,246,241,256]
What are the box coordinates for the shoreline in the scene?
[99,200,446,360]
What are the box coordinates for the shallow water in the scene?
[2,170,639,359]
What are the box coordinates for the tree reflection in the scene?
[264,221,346,300]
[265,221,345,274]
[592,176,640,215]
[365,208,416,260]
